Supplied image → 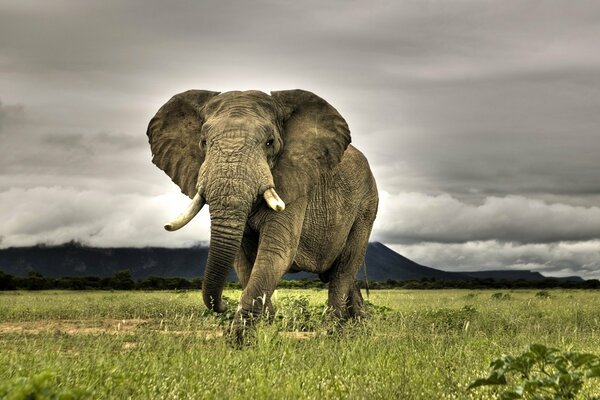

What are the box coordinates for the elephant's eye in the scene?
[266,139,274,147]
[200,139,207,147]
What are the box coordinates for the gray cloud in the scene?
[391,241,600,280]
[0,186,210,248]
[0,1,599,278]
[0,100,25,133]
[374,191,600,244]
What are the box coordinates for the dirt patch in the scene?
[280,331,318,340]
[121,341,138,351]
[0,320,319,341]
[0,319,148,335]
[158,329,224,340]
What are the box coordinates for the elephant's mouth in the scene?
[164,186,285,232]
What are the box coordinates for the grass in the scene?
[1,289,599,399]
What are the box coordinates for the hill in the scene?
[0,241,584,282]
[459,270,584,282]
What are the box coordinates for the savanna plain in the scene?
[1,289,599,399]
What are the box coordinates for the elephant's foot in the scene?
[347,283,367,319]
[328,283,367,320]
[226,319,257,347]
[225,306,269,347]
[324,284,368,335]
[324,310,370,337]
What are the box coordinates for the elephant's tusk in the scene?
[263,188,285,212]
[164,192,205,231]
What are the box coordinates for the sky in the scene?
[1,0,599,279]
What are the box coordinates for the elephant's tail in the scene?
[362,259,370,299]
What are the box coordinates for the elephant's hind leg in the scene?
[347,280,366,318]
[327,221,371,319]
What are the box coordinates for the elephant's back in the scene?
[337,145,378,201]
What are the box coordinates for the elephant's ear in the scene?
[147,90,220,198]
[270,90,351,202]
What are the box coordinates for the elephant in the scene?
[147,89,378,340]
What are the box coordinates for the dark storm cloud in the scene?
[373,192,600,244]
[370,67,600,199]
[1,1,599,278]
[0,99,24,133]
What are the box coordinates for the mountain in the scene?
[0,241,584,282]
[459,270,584,282]
[0,242,210,280]
[277,242,470,281]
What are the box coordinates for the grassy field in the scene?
[1,289,599,399]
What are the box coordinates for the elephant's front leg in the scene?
[229,201,307,343]
[233,232,259,290]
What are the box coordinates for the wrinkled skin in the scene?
[147,89,378,342]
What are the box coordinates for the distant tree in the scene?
[191,278,203,289]
[20,272,53,290]
[138,276,167,290]
[56,276,102,290]
[164,277,193,290]
[584,279,600,289]
[108,270,135,290]
[0,271,16,290]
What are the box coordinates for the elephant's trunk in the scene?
[165,140,286,313]
[201,158,256,312]
[202,211,247,312]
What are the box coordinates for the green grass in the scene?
[1,289,599,399]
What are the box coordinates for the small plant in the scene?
[469,343,600,399]
[274,295,326,331]
[200,295,240,325]
[422,305,477,331]
[0,370,87,399]
[535,290,552,299]
[365,300,393,316]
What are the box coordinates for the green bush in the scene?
[0,370,87,400]
[469,343,600,399]
[535,290,552,299]
[421,305,477,331]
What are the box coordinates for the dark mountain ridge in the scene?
[0,242,583,282]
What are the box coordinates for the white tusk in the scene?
[263,188,285,212]
[164,192,205,231]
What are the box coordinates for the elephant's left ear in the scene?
[270,90,351,203]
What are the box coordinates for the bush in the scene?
[422,305,477,331]
[0,270,16,290]
[491,292,511,300]
[0,370,87,399]
[469,343,600,399]
[535,290,552,299]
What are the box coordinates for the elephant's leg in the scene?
[347,280,366,318]
[230,200,307,342]
[233,231,258,289]
[327,221,371,320]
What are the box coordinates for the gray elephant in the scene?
[147,89,378,339]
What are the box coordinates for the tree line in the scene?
[1,270,599,291]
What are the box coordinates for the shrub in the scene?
[535,290,552,299]
[422,305,477,331]
[469,343,600,399]
[0,370,87,399]
[492,292,511,300]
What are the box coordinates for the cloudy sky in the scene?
[1,0,599,279]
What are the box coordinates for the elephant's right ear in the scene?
[147,90,220,198]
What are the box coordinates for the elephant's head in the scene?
[147,90,350,312]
